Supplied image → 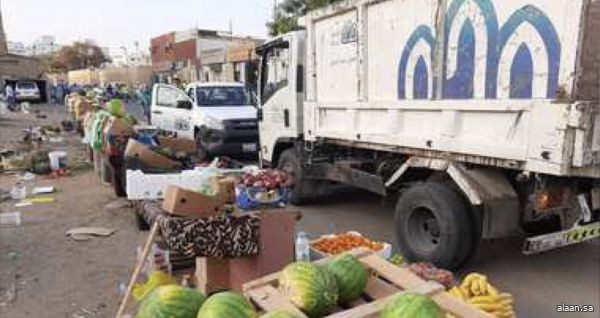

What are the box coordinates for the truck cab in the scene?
[151,82,259,158]
[256,32,306,166]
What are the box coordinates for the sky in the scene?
[1,0,273,52]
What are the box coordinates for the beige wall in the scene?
[0,55,41,80]
[99,66,152,85]
[68,69,100,85]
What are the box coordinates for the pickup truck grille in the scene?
[224,119,258,131]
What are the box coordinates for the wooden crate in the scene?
[243,250,493,318]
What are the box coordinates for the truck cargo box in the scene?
[303,0,600,177]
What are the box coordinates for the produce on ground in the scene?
[325,253,369,304]
[240,169,292,189]
[380,293,444,318]
[260,311,302,318]
[278,262,339,317]
[136,285,205,318]
[406,262,455,289]
[310,233,384,255]
[446,273,515,318]
[197,291,257,318]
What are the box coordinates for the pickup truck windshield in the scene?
[196,86,253,107]
[17,82,37,90]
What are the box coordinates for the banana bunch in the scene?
[446,273,515,318]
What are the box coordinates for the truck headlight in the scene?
[205,116,224,130]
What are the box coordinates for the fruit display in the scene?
[406,262,456,289]
[278,262,339,317]
[135,285,205,318]
[132,270,177,301]
[310,232,385,255]
[197,291,258,318]
[446,273,515,318]
[260,311,302,318]
[240,169,292,189]
[325,253,369,304]
[380,293,445,318]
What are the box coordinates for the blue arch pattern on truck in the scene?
[397,0,561,100]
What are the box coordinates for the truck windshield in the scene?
[196,86,253,106]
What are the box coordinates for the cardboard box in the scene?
[214,176,236,204]
[229,210,298,292]
[162,185,223,217]
[103,117,134,137]
[157,136,197,154]
[124,139,181,170]
[195,257,230,295]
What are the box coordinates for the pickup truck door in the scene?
[151,84,195,139]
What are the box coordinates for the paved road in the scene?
[298,189,600,318]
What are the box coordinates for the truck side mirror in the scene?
[257,108,263,122]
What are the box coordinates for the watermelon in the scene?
[325,253,369,304]
[197,291,257,318]
[380,293,444,318]
[278,262,339,317]
[136,285,205,318]
[260,311,302,318]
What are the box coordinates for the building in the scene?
[150,28,264,85]
[0,7,42,82]
[27,35,60,56]
[7,41,26,55]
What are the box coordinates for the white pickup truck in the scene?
[256,0,600,268]
[151,82,259,158]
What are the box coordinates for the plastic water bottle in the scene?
[295,231,310,262]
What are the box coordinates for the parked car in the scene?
[15,81,41,102]
[151,82,258,159]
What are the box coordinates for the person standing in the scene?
[5,84,16,111]
[56,83,65,106]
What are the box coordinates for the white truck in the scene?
[151,82,259,158]
[256,0,600,268]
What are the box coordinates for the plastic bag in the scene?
[132,270,177,301]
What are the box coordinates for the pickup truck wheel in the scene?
[394,182,475,269]
[194,132,208,162]
[277,149,309,205]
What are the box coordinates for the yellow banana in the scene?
[486,282,499,297]
[460,286,472,298]
[468,295,498,304]
[472,302,505,312]
[471,280,481,296]
[477,277,488,296]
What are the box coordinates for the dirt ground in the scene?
[0,106,146,318]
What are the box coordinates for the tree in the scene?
[41,42,110,73]
[267,0,342,36]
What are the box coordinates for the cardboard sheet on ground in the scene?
[66,227,116,241]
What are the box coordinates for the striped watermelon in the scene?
[278,262,339,318]
[380,293,444,318]
[197,291,257,318]
[136,285,205,318]
[325,253,369,304]
[260,310,302,318]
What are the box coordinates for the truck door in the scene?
[257,35,303,164]
[151,84,194,139]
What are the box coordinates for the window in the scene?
[156,85,188,107]
[260,45,289,104]
[196,86,254,107]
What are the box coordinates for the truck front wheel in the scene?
[394,182,476,269]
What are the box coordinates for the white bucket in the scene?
[48,151,68,170]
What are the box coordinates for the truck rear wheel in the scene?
[394,182,475,269]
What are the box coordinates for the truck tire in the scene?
[394,182,475,269]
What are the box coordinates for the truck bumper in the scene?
[198,126,258,156]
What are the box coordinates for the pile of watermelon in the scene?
[135,254,444,318]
